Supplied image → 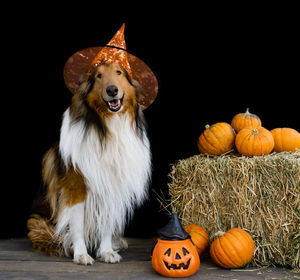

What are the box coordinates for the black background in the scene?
[1,5,299,238]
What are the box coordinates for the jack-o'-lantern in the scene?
[151,214,200,278]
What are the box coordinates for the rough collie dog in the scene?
[27,62,151,265]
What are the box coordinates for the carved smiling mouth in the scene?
[163,259,191,270]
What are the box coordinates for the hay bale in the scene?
[167,151,300,268]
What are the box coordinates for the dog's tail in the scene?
[27,214,64,256]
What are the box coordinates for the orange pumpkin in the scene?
[271,128,300,153]
[151,214,200,278]
[152,238,200,278]
[210,228,255,269]
[184,224,209,256]
[231,108,262,132]
[235,126,274,156]
[197,122,236,155]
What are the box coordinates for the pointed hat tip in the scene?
[88,22,131,75]
[157,213,190,240]
[120,22,125,32]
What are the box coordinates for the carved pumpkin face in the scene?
[152,238,200,278]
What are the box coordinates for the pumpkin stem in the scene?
[251,128,259,135]
[205,124,210,130]
[245,108,250,114]
[214,231,225,238]
[210,231,225,243]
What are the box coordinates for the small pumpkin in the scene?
[197,122,236,155]
[183,224,209,256]
[271,128,300,153]
[152,238,200,278]
[210,228,255,269]
[235,126,274,156]
[151,214,200,278]
[231,108,262,132]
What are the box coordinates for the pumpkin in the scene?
[151,214,200,278]
[210,228,255,269]
[271,128,300,153]
[152,238,200,278]
[183,224,209,256]
[235,126,274,156]
[231,108,262,132]
[197,122,236,155]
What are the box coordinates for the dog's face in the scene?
[81,62,137,115]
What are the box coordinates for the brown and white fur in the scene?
[27,63,151,265]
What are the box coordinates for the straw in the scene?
[166,151,300,268]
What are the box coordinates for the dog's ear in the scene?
[77,70,96,97]
[120,66,142,100]
[120,66,135,87]
[131,79,142,102]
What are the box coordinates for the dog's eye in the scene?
[97,73,102,79]
[116,70,122,75]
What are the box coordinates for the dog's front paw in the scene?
[100,251,121,263]
[73,253,95,265]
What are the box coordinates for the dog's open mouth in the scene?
[105,96,124,112]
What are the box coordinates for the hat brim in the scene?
[63,46,158,110]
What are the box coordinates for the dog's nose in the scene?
[106,85,118,97]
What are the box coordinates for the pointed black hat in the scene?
[157,213,190,241]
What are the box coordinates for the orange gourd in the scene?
[151,214,200,278]
[152,238,200,278]
[210,228,255,269]
[184,224,209,256]
[231,108,262,132]
[197,122,236,155]
[271,128,300,153]
[235,126,274,156]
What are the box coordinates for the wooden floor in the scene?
[0,238,298,280]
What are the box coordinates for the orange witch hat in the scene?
[88,23,132,77]
[63,23,158,110]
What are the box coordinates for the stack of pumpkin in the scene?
[197,108,300,156]
[165,109,300,270]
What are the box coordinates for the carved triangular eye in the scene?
[164,248,171,256]
[182,247,189,256]
[175,253,181,259]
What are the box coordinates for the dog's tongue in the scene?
[108,99,121,109]
[109,99,120,107]
[110,99,119,106]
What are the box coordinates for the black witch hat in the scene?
[157,214,190,241]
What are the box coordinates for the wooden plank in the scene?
[0,238,154,262]
[0,260,153,273]
[0,271,160,280]
[0,238,298,280]
[0,262,297,280]
[0,238,32,251]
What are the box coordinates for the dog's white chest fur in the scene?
[58,108,151,251]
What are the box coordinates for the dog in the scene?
[27,62,151,265]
